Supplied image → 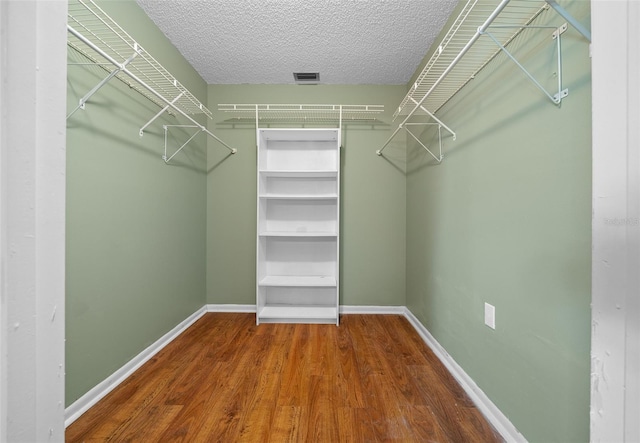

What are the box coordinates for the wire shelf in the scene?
[218,104,384,123]
[67,0,212,118]
[394,0,548,119]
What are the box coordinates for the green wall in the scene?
[206,85,407,307]
[66,0,208,405]
[405,2,591,442]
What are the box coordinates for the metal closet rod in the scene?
[376,0,511,156]
[67,25,237,155]
[378,0,591,157]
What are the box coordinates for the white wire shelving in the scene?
[218,104,384,129]
[377,0,591,160]
[67,0,236,161]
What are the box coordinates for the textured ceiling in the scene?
[135,0,459,85]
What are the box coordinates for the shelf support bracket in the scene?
[480,24,569,105]
[163,125,202,163]
[545,0,591,42]
[162,124,236,163]
[66,50,138,120]
[408,97,456,140]
[404,123,443,163]
[376,104,454,157]
[140,92,184,136]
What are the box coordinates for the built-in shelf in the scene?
[259,231,337,238]
[257,128,340,325]
[258,306,338,323]
[259,194,338,200]
[259,276,337,287]
[259,170,338,178]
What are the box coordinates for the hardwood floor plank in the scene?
[336,407,379,443]
[106,405,183,442]
[66,367,174,442]
[269,406,301,443]
[154,362,231,442]
[400,405,453,443]
[300,375,340,442]
[67,313,503,442]
[334,319,366,409]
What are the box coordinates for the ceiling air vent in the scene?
[293,72,320,84]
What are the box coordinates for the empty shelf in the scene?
[259,170,338,178]
[378,0,588,158]
[395,0,549,119]
[67,0,211,118]
[259,194,338,200]
[67,0,237,159]
[259,231,337,237]
[259,276,337,287]
[258,306,338,322]
[219,104,383,124]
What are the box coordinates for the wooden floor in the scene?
[67,313,503,442]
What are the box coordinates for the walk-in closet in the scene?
[2,0,637,442]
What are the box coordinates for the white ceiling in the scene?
[135,0,459,85]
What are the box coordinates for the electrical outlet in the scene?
[484,303,496,330]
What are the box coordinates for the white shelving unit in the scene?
[256,128,340,325]
[66,0,236,161]
[376,0,591,160]
[218,104,383,125]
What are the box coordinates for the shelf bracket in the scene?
[376,107,453,157]
[545,0,591,42]
[140,92,184,136]
[66,50,138,120]
[404,123,443,163]
[408,97,456,140]
[480,23,569,106]
[163,124,236,163]
[163,125,202,163]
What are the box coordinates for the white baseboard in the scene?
[64,306,207,427]
[205,304,404,315]
[402,308,527,443]
[206,303,256,313]
[340,305,406,315]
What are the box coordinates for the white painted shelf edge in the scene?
[259,170,338,178]
[258,306,338,320]
[259,194,338,200]
[259,276,337,287]
[258,231,337,237]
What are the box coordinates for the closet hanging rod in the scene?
[68,25,236,155]
[377,0,590,157]
[377,0,511,156]
[67,0,237,159]
[67,0,211,118]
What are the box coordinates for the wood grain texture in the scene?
[66,313,503,442]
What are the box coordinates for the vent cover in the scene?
[293,72,320,84]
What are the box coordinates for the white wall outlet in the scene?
[484,302,496,329]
